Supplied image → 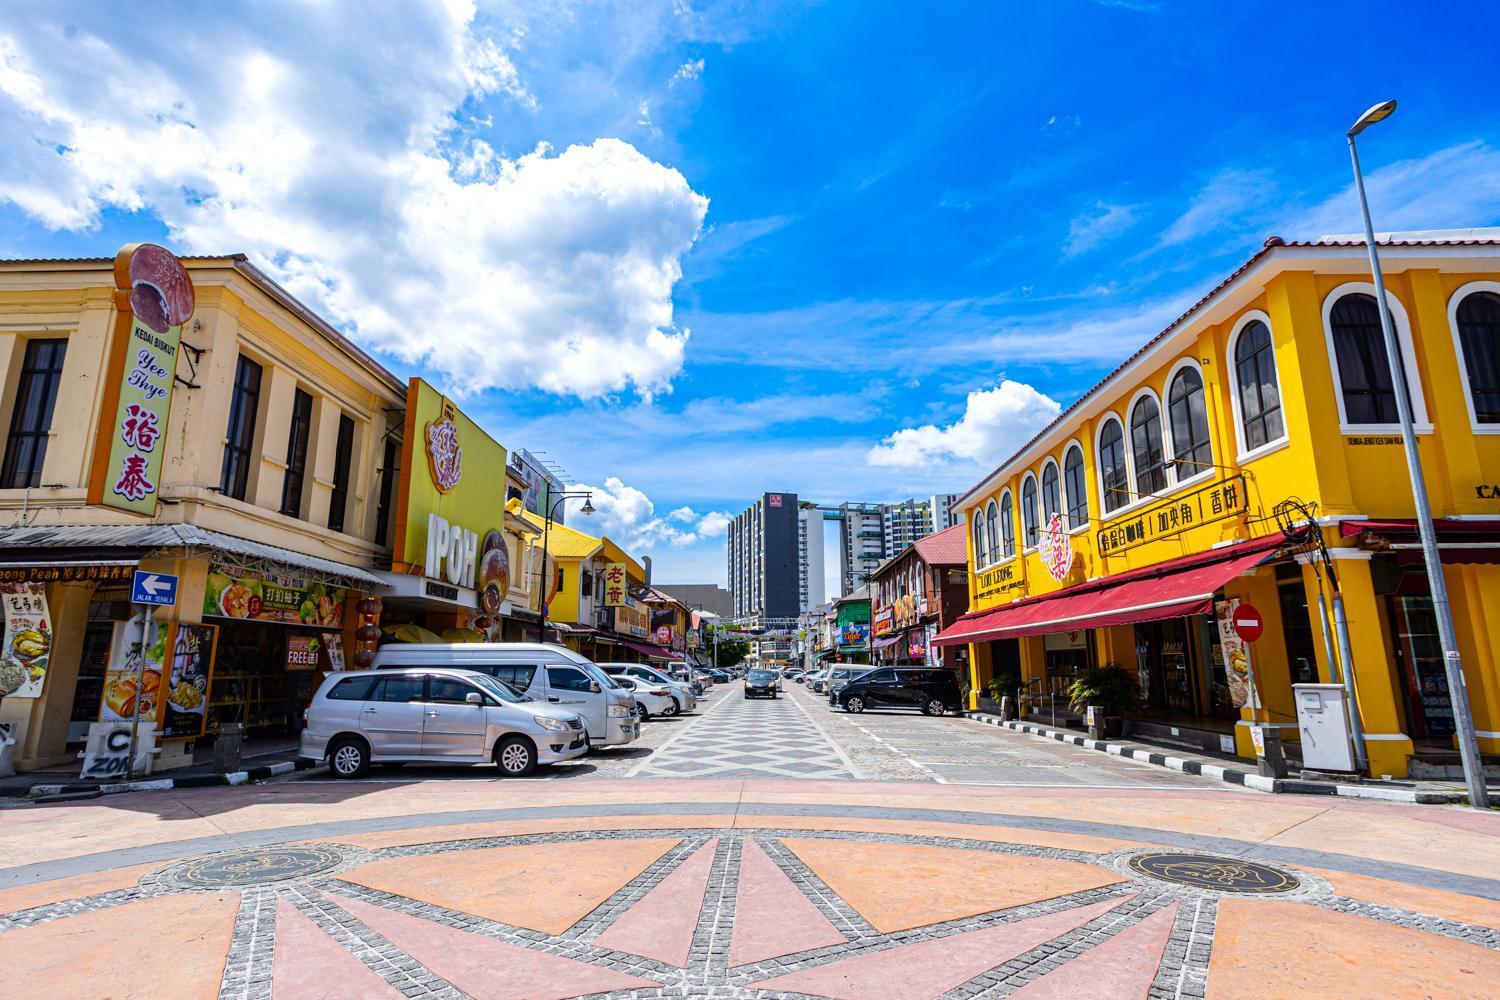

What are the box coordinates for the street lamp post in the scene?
[1346,100,1489,808]
[536,490,594,644]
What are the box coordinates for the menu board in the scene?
[203,563,345,627]
[99,614,167,725]
[0,582,52,699]
[162,623,218,738]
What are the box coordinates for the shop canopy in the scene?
[871,636,901,649]
[933,533,1284,647]
[1340,518,1500,565]
[622,639,675,660]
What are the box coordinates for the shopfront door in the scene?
[1390,595,1455,743]
[1134,618,1197,717]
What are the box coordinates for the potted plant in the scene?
[1067,663,1139,737]
[985,673,1020,718]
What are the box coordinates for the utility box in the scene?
[1294,683,1355,772]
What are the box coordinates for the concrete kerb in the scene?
[965,712,1469,805]
[19,758,322,802]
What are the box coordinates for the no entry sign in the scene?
[1233,604,1264,642]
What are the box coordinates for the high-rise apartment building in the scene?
[929,493,963,532]
[728,492,806,620]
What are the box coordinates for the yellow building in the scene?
[0,253,402,771]
[937,231,1500,778]
[520,512,657,660]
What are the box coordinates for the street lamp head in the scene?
[580,495,595,516]
[1348,99,1397,138]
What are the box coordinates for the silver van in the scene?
[597,662,697,715]
[372,643,639,748]
[299,668,589,778]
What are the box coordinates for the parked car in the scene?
[301,668,589,779]
[707,669,731,683]
[810,670,831,693]
[598,662,697,714]
[373,643,638,747]
[825,667,861,704]
[611,676,675,720]
[835,667,962,716]
[743,668,779,699]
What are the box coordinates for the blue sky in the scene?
[4,1,1500,587]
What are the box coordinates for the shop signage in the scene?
[1214,598,1255,710]
[1040,513,1073,581]
[286,634,323,671]
[974,563,1025,601]
[86,244,195,517]
[162,623,217,738]
[872,605,895,636]
[0,564,134,584]
[603,562,628,607]
[100,613,166,724]
[1096,474,1248,556]
[425,513,479,588]
[424,579,460,602]
[393,379,507,595]
[323,632,345,670]
[907,630,926,661]
[203,563,346,627]
[1476,484,1500,500]
[836,623,870,647]
[80,722,143,780]
[0,583,52,699]
[650,606,679,649]
[614,599,649,637]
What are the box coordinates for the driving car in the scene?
[301,668,589,779]
[835,667,963,716]
[743,668,779,698]
[597,662,697,714]
[611,675,675,720]
[372,643,638,748]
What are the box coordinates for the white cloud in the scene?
[867,380,1062,471]
[1064,201,1141,258]
[0,3,707,399]
[670,58,705,84]
[1159,168,1276,247]
[568,476,730,550]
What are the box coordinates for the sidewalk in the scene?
[968,712,1471,805]
[1,744,317,803]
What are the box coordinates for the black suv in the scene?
[835,667,961,716]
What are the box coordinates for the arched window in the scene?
[1456,290,1500,423]
[985,501,999,564]
[1000,491,1016,558]
[1130,395,1168,496]
[1234,319,1284,449]
[1040,462,1061,526]
[1098,418,1128,513]
[1020,475,1039,548]
[1167,366,1212,479]
[972,514,988,568]
[1329,293,1399,424]
[1064,445,1088,528]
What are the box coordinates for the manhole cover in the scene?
[1126,852,1300,893]
[167,846,345,888]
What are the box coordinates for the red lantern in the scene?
[356,624,381,644]
[472,615,493,630]
[353,649,375,669]
[357,598,379,617]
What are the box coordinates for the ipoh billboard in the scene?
[392,379,509,611]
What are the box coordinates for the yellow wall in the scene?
[958,251,1500,774]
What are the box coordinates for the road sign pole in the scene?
[126,604,148,780]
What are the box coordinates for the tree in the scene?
[705,625,750,667]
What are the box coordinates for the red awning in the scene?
[1339,517,1500,565]
[622,639,675,660]
[933,533,1283,646]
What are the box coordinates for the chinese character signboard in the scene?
[1040,513,1073,581]
[286,634,323,671]
[99,614,167,724]
[603,562,628,607]
[203,563,345,626]
[614,599,648,637]
[161,623,217,738]
[0,583,52,699]
[87,244,194,517]
[1096,474,1249,556]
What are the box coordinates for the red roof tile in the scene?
[912,523,968,566]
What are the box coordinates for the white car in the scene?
[612,676,675,720]
[598,663,697,715]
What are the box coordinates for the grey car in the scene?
[299,668,588,779]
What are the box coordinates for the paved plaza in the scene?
[3,680,1499,998]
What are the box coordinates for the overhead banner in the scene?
[87,244,195,517]
[203,563,346,627]
[0,582,52,699]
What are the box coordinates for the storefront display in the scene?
[99,612,165,724]
[162,623,217,738]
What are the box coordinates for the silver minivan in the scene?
[372,643,639,747]
[299,668,589,778]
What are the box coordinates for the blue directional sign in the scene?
[131,570,178,606]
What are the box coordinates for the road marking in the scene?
[624,686,738,778]
[785,685,866,780]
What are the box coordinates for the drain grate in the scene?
[1126,852,1301,894]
